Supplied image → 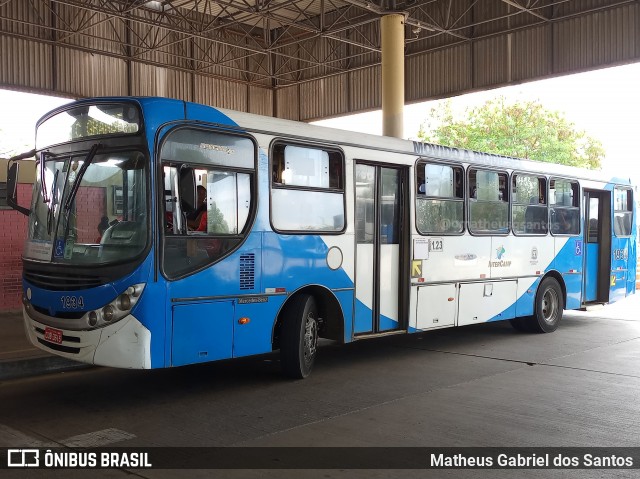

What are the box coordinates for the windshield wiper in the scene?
[37,151,53,204]
[47,169,59,235]
[64,143,101,211]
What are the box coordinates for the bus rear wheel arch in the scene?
[274,286,345,378]
[273,286,345,348]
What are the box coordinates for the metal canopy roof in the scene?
[0,0,632,87]
[0,0,638,120]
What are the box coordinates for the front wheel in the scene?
[529,277,564,333]
[280,294,318,379]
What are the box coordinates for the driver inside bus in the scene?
[187,185,207,230]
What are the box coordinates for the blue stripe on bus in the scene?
[261,233,353,290]
[513,277,541,319]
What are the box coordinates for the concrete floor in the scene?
[1,294,640,478]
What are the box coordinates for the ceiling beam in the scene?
[500,0,549,21]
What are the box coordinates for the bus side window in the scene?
[329,157,342,189]
[454,169,463,198]
[512,174,547,235]
[160,128,256,279]
[550,178,580,235]
[614,187,633,236]
[270,142,345,233]
[469,170,477,198]
[178,167,196,217]
[468,168,509,234]
[272,155,284,184]
[416,166,426,195]
[416,161,464,235]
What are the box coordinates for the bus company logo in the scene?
[7,449,39,467]
[454,254,477,261]
[490,246,512,267]
[454,253,477,266]
[199,143,235,155]
[530,247,539,265]
[237,296,268,304]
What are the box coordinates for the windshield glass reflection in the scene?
[26,151,148,264]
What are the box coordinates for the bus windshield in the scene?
[26,150,148,265]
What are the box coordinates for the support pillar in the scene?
[381,14,405,138]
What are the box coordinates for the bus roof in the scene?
[40,97,633,187]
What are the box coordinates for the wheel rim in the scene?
[303,312,318,365]
[541,288,559,324]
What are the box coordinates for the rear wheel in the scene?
[529,277,564,333]
[280,294,318,379]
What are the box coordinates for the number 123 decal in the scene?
[429,238,443,252]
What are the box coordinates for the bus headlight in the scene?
[116,294,131,311]
[83,283,146,330]
[103,305,115,322]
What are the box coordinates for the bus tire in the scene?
[280,294,318,379]
[530,277,564,333]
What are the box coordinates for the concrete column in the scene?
[381,14,405,138]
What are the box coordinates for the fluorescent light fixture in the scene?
[145,1,165,12]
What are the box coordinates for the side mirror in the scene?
[6,161,30,216]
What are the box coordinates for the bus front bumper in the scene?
[23,309,152,369]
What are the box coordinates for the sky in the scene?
[0,89,72,157]
[1,62,639,183]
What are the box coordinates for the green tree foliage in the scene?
[418,97,604,169]
[207,204,230,234]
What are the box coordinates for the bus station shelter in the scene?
[1,0,640,371]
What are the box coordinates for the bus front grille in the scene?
[32,306,85,320]
[24,270,104,291]
[37,338,81,354]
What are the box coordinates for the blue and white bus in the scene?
[6,97,637,378]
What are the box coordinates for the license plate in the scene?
[44,327,63,344]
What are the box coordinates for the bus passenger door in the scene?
[583,190,611,304]
[354,163,408,335]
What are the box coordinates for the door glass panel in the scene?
[356,164,375,244]
[380,168,400,245]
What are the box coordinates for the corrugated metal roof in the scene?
[406,44,472,101]
[511,25,552,82]
[0,36,52,91]
[57,47,128,97]
[0,0,638,121]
